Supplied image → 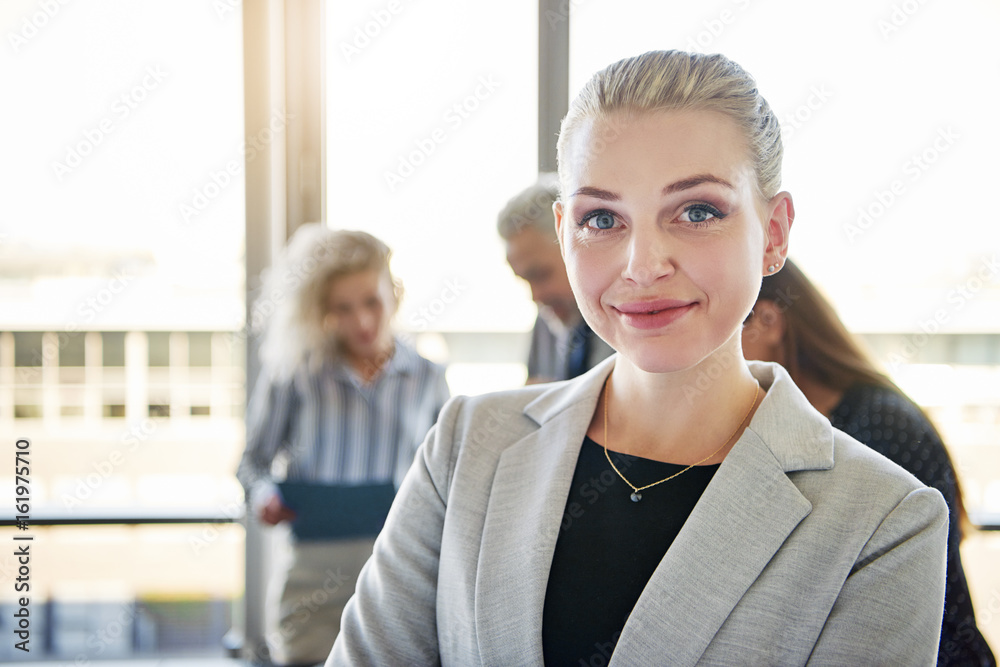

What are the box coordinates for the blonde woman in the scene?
[329,52,948,665]
[237,224,449,666]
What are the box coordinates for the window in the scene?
[0,1,245,661]
[148,332,170,367]
[13,332,42,368]
[325,0,539,395]
[103,332,126,367]
[188,332,212,367]
[60,332,86,366]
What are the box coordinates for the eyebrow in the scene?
[663,173,735,194]
[571,174,735,201]
[570,186,619,201]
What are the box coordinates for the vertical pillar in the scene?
[125,331,148,425]
[170,332,190,423]
[42,331,59,427]
[84,331,103,424]
[0,332,14,429]
[538,0,570,174]
[243,0,289,659]
[284,0,326,238]
[211,332,234,420]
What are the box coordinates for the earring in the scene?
[767,263,780,273]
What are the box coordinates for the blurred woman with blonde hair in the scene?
[237,224,449,666]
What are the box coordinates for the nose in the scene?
[358,309,378,334]
[621,224,676,287]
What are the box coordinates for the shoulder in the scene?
[747,364,936,510]
[436,383,552,447]
[423,363,609,479]
[410,384,552,502]
[827,427,926,494]
[830,383,958,499]
[782,426,948,564]
[393,338,448,379]
[803,425,949,546]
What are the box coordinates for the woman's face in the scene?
[555,109,791,375]
[325,269,396,360]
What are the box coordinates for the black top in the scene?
[831,383,995,667]
[542,436,719,666]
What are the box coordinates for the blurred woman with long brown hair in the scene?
[743,258,995,666]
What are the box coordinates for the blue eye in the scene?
[581,210,617,230]
[593,213,615,229]
[688,208,711,223]
[680,204,724,226]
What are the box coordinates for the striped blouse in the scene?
[237,338,450,507]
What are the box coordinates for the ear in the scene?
[762,191,794,275]
[553,200,566,258]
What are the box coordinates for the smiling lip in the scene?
[614,299,696,330]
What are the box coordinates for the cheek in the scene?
[563,246,612,305]
[687,239,761,318]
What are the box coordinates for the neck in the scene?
[591,344,761,465]
[346,339,394,383]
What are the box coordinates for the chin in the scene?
[620,351,704,376]
[616,333,739,378]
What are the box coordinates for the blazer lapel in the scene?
[611,363,831,665]
[475,361,614,665]
[471,359,828,665]
[611,431,812,665]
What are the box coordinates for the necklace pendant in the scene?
[630,491,642,503]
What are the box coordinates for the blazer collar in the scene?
[523,356,835,474]
[476,357,836,664]
[743,360,836,473]
[522,354,615,423]
[475,366,606,664]
[612,418,815,664]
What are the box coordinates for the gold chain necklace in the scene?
[602,378,760,502]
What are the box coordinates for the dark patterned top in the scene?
[542,437,719,665]
[831,383,996,666]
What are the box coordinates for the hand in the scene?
[258,495,297,525]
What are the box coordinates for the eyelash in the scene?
[680,203,726,228]
[575,203,727,234]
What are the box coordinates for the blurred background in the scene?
[0,0,997,662]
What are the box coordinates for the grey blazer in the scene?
[329,358,949,666]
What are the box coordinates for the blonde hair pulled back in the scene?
[556,50,783,201]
